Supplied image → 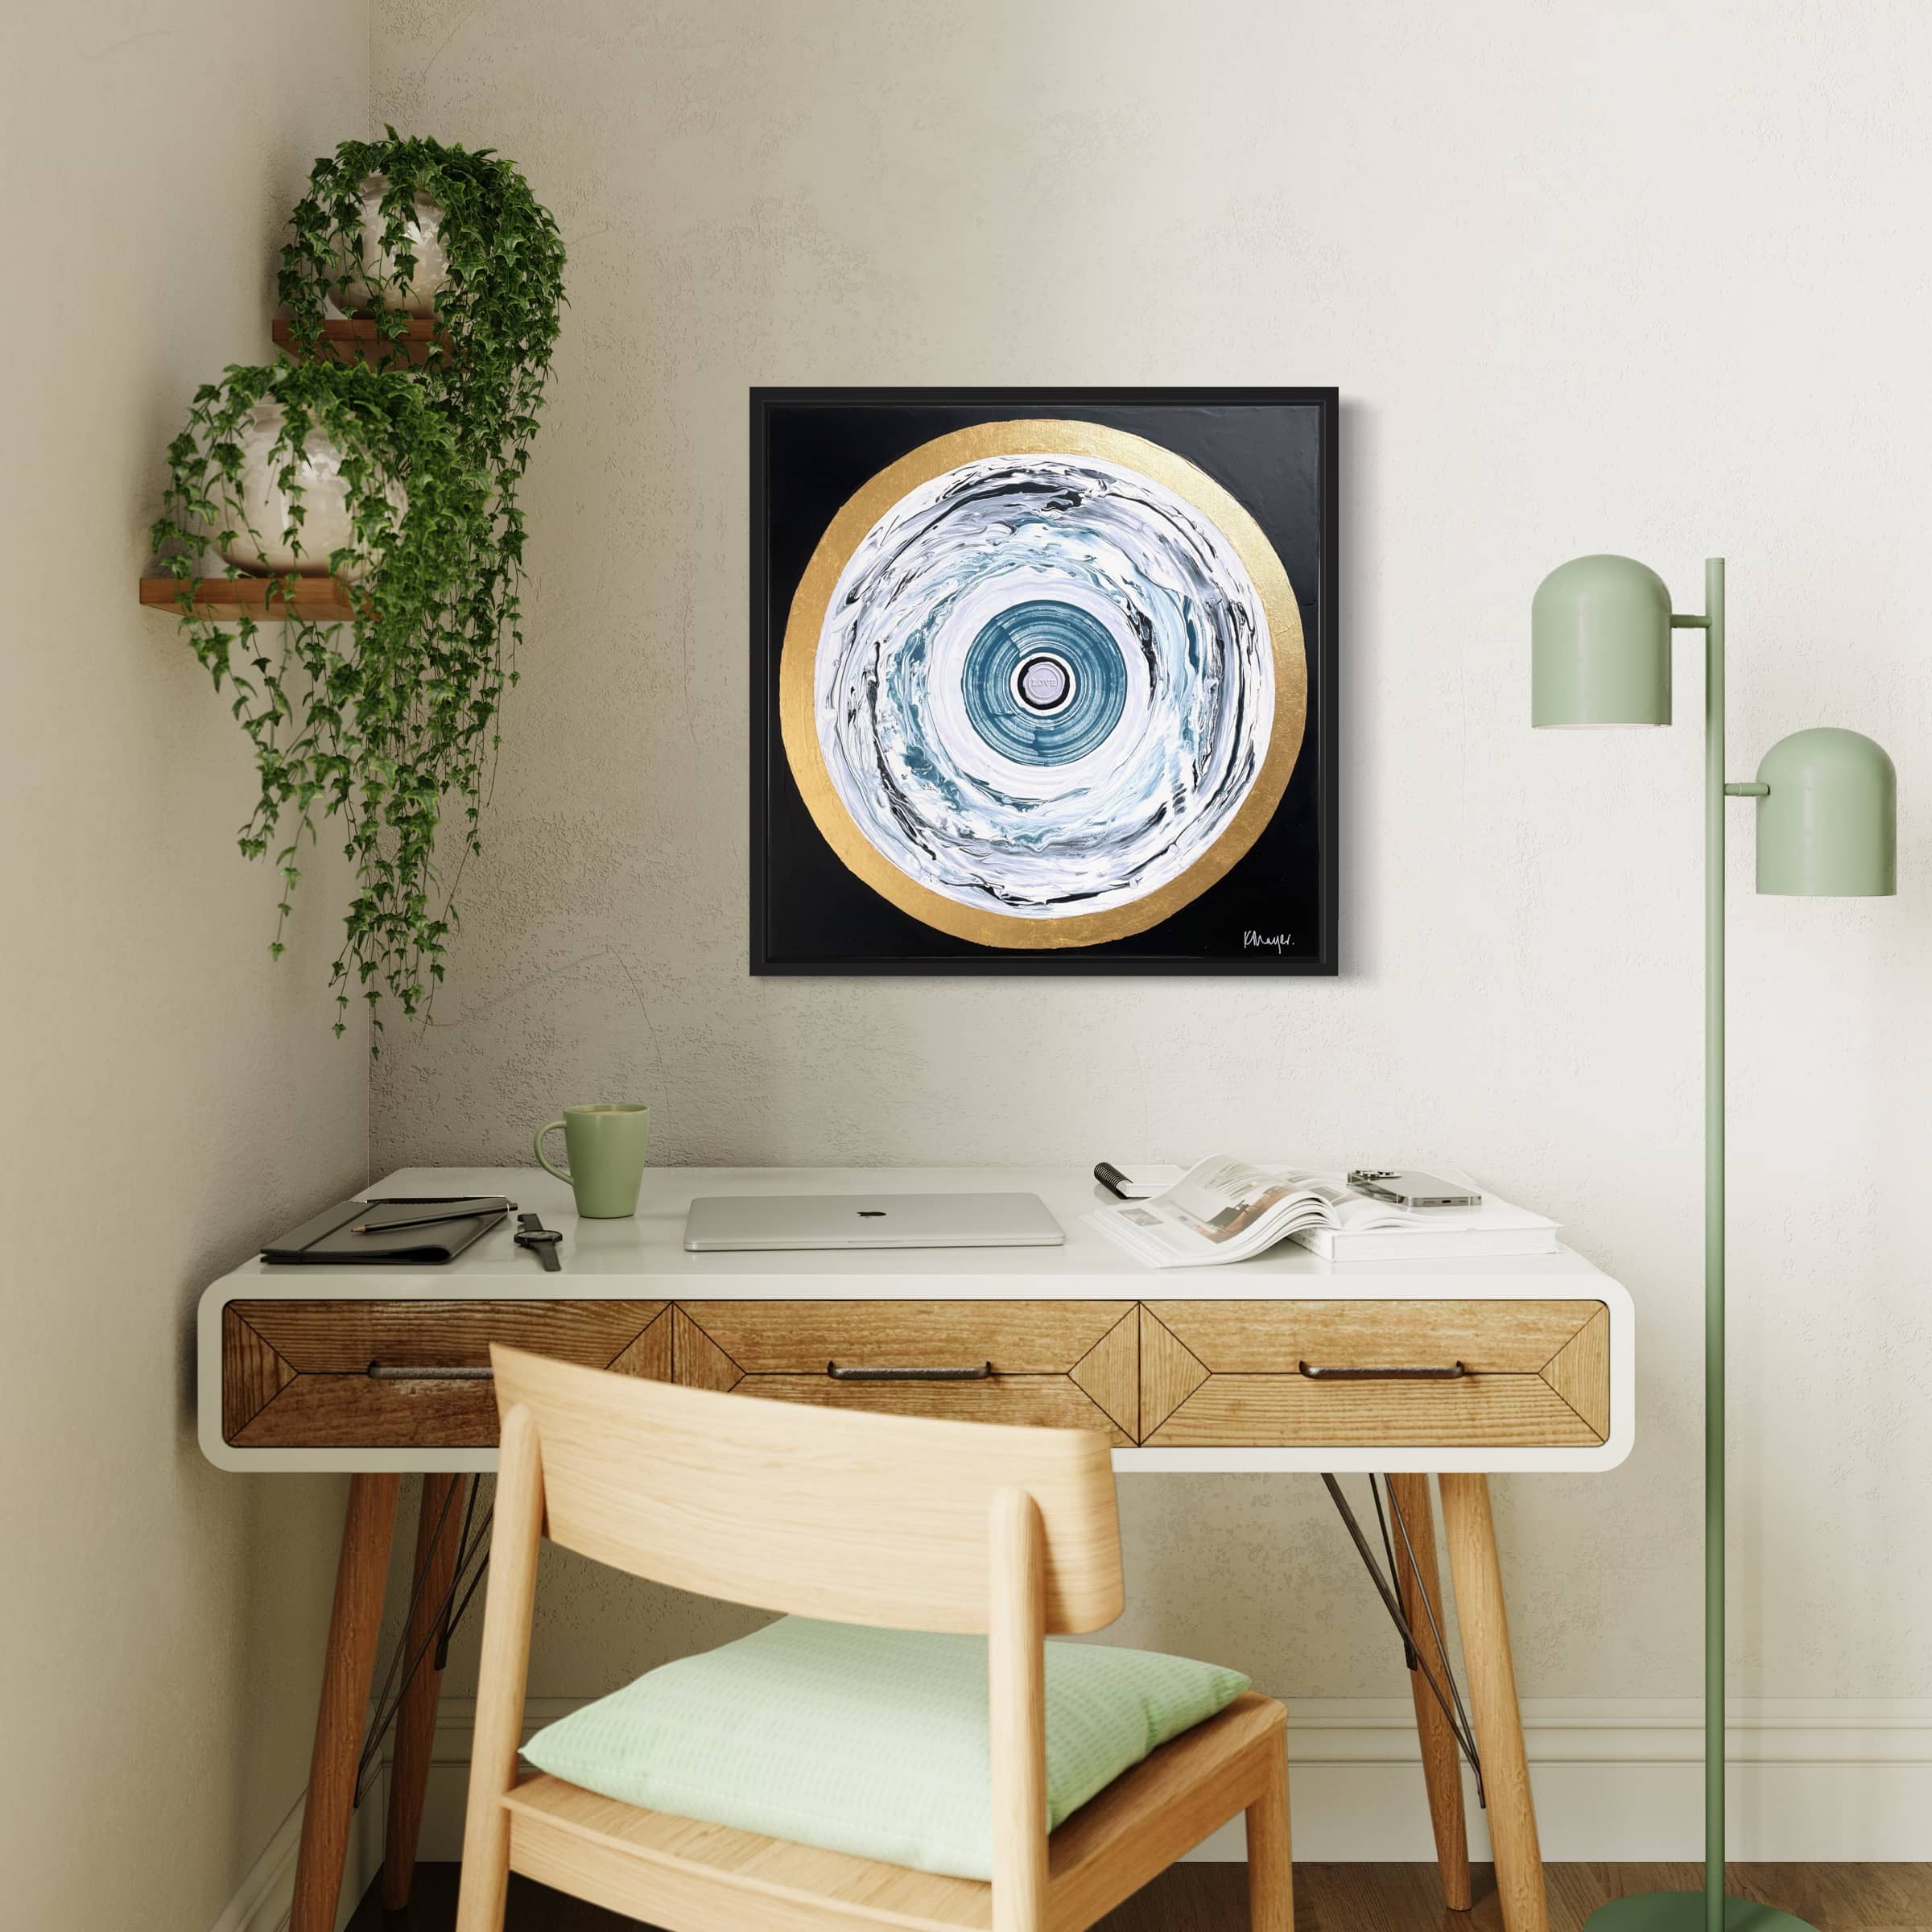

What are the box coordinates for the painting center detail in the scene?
[964,601,1123,763]
[783,423,1303,947]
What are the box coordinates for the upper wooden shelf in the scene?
[141,575,358,619]
[272,317,443,365]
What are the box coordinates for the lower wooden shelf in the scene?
[141,575,358,619]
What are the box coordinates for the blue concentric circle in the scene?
[960,600,1128,766]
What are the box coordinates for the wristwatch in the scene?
[514,1212,564,1272]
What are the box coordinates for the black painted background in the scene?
[750,389,1337,975]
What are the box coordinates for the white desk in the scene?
[198,1164,1635,1932]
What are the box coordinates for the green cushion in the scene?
[520,1615,1250,1881]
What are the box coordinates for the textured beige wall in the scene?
[369,0,1932,1715]
[0,4,372,1925]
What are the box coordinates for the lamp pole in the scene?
[1532,547,1893,1932]
[1678,559,1773,1926]
[1690,563,1780,1925]
[1689,559,1728,1931]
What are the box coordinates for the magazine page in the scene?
[1158,1156,1348,1243]
[1088,1155,1410,1268]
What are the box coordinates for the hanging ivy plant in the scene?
[152,359,495,1035]
[279,129,567,699]
[156,132,564,1041]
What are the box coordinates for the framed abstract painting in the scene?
[749,387,1337,975]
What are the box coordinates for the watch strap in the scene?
[515,1212,564,1273]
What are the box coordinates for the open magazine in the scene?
[1090,1157,1562,1267]
[1088,1156,1418,1268]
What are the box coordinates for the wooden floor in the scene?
[353,1861,1932,1932]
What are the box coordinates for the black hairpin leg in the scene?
[1322,1472,1485,1806]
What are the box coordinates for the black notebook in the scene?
[262,1195,513,1265]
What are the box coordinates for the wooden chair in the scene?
[456,1344,1292,1932]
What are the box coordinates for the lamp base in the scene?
[1587,1893,1818,1932]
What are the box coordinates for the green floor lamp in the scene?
[1532,555,1897,1932]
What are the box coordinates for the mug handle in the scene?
[534,1118,571,1183]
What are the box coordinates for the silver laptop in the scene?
[683,1191,1064,1253]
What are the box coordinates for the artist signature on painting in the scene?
[1242,930,1295,952]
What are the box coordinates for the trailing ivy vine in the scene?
[279,130,566,711]
[153,361,494,1031]
[155,133,564,1040]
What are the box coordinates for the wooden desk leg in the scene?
[1388,1472,1472,1912]
[1439,1473,1546,1932]
[291,1472,402,1932]
[383,1474,464,1909]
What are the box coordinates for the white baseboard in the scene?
[411,1695,1932,1865]
[214,1690,1932,1926]
[208,1779,386,1932]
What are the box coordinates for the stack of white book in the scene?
[1088,1156,1558,1268]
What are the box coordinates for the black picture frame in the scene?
[750,386,1339,976]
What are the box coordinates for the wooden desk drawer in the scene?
[1141,1300,1609,1447]
[221,1294,1606,1452]
[674,1300,1139,1446]
[222,1301,672,1447]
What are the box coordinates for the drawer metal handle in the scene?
[366,1362,494,1382]
[826,1360,994,1383]
[1298,1360,1468,1381]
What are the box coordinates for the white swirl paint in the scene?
[812,451,1275,921]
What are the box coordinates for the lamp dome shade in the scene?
[1754,728,1897,896]
[1532,554,1673,727]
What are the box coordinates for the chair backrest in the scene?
[490,1345,1125,1633]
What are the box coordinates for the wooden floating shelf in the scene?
[140,575,358,620]
[272,317,444,365]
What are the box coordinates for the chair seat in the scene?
[518,1614,1253,1880]
[503,1690,1286,1932]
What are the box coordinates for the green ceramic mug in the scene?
[534,1104,650,1218]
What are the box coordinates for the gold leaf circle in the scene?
[779,419,1307,949]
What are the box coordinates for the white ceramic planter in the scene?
[336,175,449,316]
[218,402,402,578]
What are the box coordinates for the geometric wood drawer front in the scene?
[223,1295,1608,1451]
[671,1301,1141,1447]
[223,1301,671,1447]
[1141,1300,1610,1447]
